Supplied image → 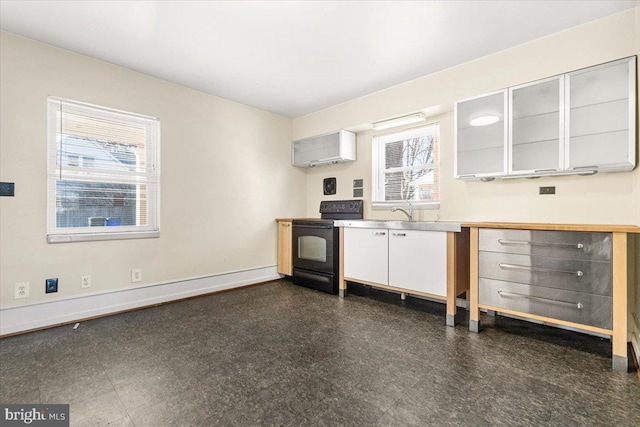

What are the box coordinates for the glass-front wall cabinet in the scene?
[455,90,507,179]
[455,56,636,180]
[565,57,636,172]
[509,76,563,175]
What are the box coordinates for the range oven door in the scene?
[292,221,338,294]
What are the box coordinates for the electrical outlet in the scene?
[46,278,58,293]
[81,275,91,288]
[539,186,556,195]
[14,282,29,299]
[131,268,142,283]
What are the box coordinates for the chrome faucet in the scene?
[391,201,414,222]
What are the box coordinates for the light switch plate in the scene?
[46,278,58,293]
[0,182,15,197]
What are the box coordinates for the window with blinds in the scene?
[372,124,440,209]
[47,98,160,242]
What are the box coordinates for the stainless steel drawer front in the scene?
[478,252,612,296]
[479,278,612,330]
[479,229,612,262]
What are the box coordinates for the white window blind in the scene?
[47,98,160,242]
[372,124,440,209]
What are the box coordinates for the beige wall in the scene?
[295,9,639,226]
[0,32,306,308]
[632,1,640,361]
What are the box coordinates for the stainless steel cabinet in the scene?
[478,278,612,329]
[478,229,613,330]
[455,90,508,180]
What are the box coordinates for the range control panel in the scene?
[320,200,363,219]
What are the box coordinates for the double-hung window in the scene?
[372,124,440,209]
[47,98,160,242]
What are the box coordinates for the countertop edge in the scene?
[334,220,462,233]
[461,222,640,233]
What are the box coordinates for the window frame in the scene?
[371,123,441,210]
[46,97,161,243]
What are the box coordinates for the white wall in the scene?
[295,9,639,226]
[0,32,306,310]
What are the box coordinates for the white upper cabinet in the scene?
[292,130,356,168]
[455,56,636,180]
[509,76,563,175]
[565,57,636,172]
[455,90,508,179]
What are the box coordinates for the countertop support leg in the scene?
[338,227,347,298]
[446,232,457,327]
[446,229,470,327]
[612,232,628,371]
[469,227,480,333]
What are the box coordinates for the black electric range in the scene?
[291,200,363,294]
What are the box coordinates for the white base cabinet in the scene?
[343,227,388,285]
[389,230,447,297]
[343,228,447,297]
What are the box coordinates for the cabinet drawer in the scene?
[479,278,612,330]
[479,229,612,262]
[478,252,612,296]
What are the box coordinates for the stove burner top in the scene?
[319,199,363,220]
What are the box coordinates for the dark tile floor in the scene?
[1,280,639,426]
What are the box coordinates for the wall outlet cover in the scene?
[81,275,91,288]
[14,282,29,299]
[131,268,142,283]
[46,278,58,293]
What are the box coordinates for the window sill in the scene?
[371,202,440,211]
[47,230,160,243]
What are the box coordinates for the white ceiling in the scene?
[0,1,636,118]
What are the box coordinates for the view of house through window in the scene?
[47,98,160,242]
[372,124,440,208]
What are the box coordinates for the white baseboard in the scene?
[0,266,280,336]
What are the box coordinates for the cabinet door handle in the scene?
[499,263,583,277]
[498,290,583,310]
[392,232,407,237]
[372,231,386,236]
[498,239,584,250]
